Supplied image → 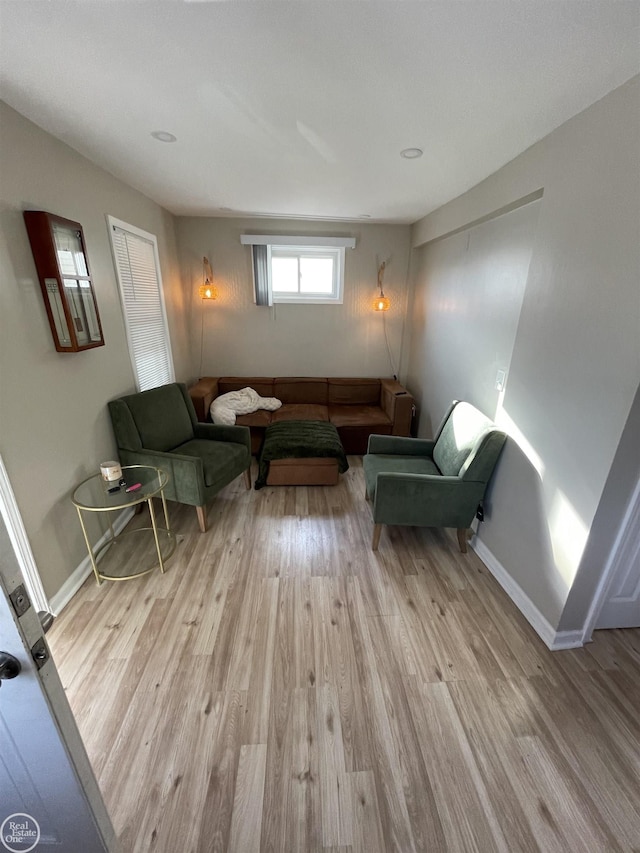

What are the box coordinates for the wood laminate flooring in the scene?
[48,458,640,852]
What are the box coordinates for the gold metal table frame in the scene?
[72,464,176,583]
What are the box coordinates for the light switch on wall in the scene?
[495,369,507,392]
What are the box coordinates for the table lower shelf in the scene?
[94,526,176,581]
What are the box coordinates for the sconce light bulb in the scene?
[373,294,390,312]
[199,283,218,300]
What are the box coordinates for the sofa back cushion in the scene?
[328,378,381,406]
[433,401,495,477]
[218,377,275,398]
[274,378,328,405]
[122,383,194,452]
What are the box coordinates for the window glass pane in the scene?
[53,224,87,276]
[44,278,71,345]
[74,251,88,277]
[78,281,101,341]
[272,256,299,293]
[56,250,77,276]
[300,256,334,294]
[265,244,344,304]
[63,279,90,344]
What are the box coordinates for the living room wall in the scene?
[176,216,411,381]
[406,75,640,638]
[0,102,190,602]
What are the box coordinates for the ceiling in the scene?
[1,1,639,224]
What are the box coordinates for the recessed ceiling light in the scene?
[400,147,423,159]
[151,131,177,143]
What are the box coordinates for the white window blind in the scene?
[107,217,174,391]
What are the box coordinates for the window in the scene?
[270,245,343,303]
[107,216,174,391]
[240,235,355,306]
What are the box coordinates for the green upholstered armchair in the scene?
[108,383,251,533]
[363,401,507,552]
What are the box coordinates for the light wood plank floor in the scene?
[48,458,640,853]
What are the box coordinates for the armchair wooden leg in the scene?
[243,468,252,490]
[372,523,382,551]
[196,505,207,533]
[457,528,470,553]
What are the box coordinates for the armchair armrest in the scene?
[372,471,484,528]
[367,434,435,456]
[118,447,207,505]
[193,422,251,453]
[134,447,204,468]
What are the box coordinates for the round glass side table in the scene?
[72,465,176,583]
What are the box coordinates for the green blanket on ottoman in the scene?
[255,420,349,489]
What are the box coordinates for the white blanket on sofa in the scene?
[210,387,282,426]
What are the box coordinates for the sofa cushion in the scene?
[274,378,328,405]
[125,383,194,452]
[173,439,248,488]
[271,404,329,422]
[236,409,273,428]
[328,404,391,428]
[328,378,381,406]
[218,377,275,398]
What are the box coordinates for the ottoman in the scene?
[255,420,349,489]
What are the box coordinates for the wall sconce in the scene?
[198,256,218,300]
[373,260,390,311]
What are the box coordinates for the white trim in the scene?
[471,536,584,651]
[49,508,134,615]
[241,234,356,248]
[580,477,640,642]
[0,455,49,613]
[550,630,586,650]
[107,214,164,247]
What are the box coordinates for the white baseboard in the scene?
[471,536,584,651]
[550,629,586,650]
[49,508,135,616]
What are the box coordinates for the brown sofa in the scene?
[189,376,414,455]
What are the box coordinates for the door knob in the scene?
[0,651,22,683]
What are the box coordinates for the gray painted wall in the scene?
[406,200,539,436]
[558,382,640,631]
[0,102,190,600]
[176,216,411,381]
[407,76,640,631]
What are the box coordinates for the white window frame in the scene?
[107,216,175,391]
[268,244,344,304]
[241,234,355,306]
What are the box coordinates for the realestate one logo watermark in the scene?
[1,814,40,852]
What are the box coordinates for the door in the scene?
[0,511,117,851]
[595,480,640,630]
